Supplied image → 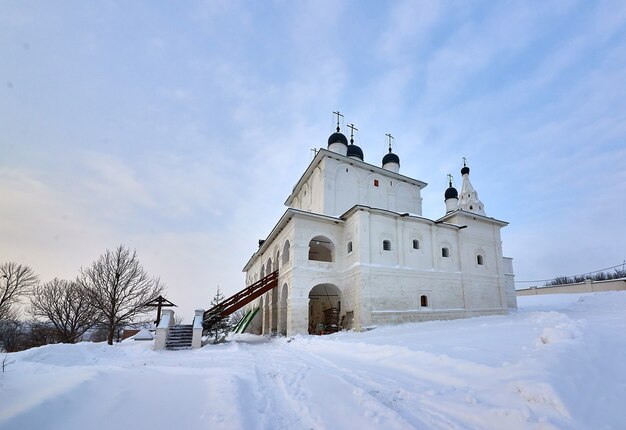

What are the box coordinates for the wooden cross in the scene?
[332,111,344,132]
[144,295,177,326]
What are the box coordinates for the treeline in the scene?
[545,269,626,287]
[0,245,164,352]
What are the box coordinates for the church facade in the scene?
[242,123,516,336]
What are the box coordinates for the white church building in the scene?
[243,119,516,336]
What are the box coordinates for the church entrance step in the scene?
[165,324,193,350]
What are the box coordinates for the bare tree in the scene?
[30,278,96,343]
[22,320,58,349]
[0,319,24,352]
[0,262,38,320]
[80,245,164,345]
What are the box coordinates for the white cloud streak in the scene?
[1,1,625,317]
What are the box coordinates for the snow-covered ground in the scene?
[1,292,625,430]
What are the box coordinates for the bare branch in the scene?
[0,262,38,320]
[30,278,96,343]
[80,245,164,345]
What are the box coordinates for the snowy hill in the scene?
[1,292,625,430]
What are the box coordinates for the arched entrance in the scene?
[278,283,288,335]
[271,288,278,334]
[263,294,270,335]
[308,283,341,335]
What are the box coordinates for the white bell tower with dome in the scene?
[458,158,486,215]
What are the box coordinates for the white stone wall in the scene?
[289,153,423,217]
[245,207,511,336]
[503,257,517,308]
[517,278,626,296]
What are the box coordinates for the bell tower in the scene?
[458,158,486,215]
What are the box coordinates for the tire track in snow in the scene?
[245,343,323,430]
[287,338,568,429]
[246,340,418,429]
[285,342,462,430]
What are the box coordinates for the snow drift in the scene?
[1,292,625,429]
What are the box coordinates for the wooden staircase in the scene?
[165,324,193,350]
[203,270,278,332]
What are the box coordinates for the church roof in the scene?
[346,143,364,160]
[341,205,462,230]
[382,150,400,166]
[243,203,471,273]
[436,209,508,227]
[328,132,348,146]
[444,186,458,200]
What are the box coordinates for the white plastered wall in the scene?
[291,155,423,217]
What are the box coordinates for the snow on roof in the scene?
[131,329,154,341]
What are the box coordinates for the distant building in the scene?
[243,120,516,336]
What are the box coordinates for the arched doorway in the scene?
[263,294,270,335]
[271,288,278,334]
[308,283,341,335]
[278,283,288,335]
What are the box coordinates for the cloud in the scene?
[376,0,442,61]
[0,168,120,280]
[1,0,625,317]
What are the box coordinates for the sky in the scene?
[1,0,625,321]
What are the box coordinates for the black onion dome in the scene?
[328,132,348,146]
[382,150,400,166]
[445,186,458,200]
[347,144,364,160]
[461,165,470,175]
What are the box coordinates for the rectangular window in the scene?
[374,179,379,187]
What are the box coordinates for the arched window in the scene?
[383,240,391,251]
[308,236,335,262]
[477,254,484,265]
[266,259,273,275]
[420,295,429,307]
[347,241,353,254]
[412,239,420,250]
[282,241,290,265]
[442,247,450,258]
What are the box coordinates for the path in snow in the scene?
[1,291,625,430]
